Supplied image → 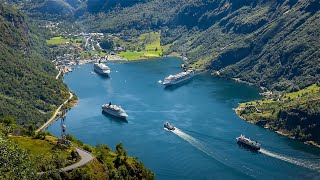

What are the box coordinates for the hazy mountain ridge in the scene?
[4,0,148,19]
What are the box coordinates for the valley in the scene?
[0,0,319,179]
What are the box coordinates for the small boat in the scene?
[164,122,175,131]
[236,134,261,151]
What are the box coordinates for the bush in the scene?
[83,144,92,152]
[0,116,15,126]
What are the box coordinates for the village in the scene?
[44,21,128,75]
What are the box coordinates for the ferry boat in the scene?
[236,134,261,151]
[102,102,128,119]
[94,62,110,75]
[164,122,175,131]
[163,70,194,86]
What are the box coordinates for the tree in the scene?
[116,143,127,156]
[100,39,114,50]
[0,136,36,179]
[27,124,35,136]
[0,116,15,126]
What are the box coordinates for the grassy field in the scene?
[284,84,320,100]
[238,84,320,122]
[47,36,83,45]
[239,84,320,109]
[10,136,72,157]
[118,51,146,60]
[116,31,165,60]
[9,136,77,171]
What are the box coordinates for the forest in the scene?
[0,3,69,127]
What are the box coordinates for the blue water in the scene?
[48,57,320,179]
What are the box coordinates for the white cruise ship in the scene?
[163,70,194,86]
[102,103,128,119]
[94,63,110,75]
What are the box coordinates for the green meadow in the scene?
[47,36,83,45]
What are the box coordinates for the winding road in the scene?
[55,70,62,80]
[61,147,94,171]
[35,92,73,133]
[36,72,95,176]
[37,147,94,175]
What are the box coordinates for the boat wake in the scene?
[158,80,163,84]
[171,128,260,177]
[259,149,320,172]
[172,128,214,158]
[172,128,320,174]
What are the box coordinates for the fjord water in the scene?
[48,57,320,179]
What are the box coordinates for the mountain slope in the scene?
[77,0,320,145]
[237,84,320,144]
[0,3,69,127]
[80,0,320,91]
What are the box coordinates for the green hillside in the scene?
[81,0,320,92]
[115,31,163,60]
[237,84,320,144]
[0,3,69,127]
[77,0,320,145]
[0,3,155,179]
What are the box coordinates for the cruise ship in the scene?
[163,70,194,86]
[94,62,110,75]
[102,103,128,119]
[236,134,261,151]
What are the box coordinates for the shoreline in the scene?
[234,107,320,149]
[211,72,272,97]
[78,55,182,65]
[35,91,75,132]
[46,55,182,132]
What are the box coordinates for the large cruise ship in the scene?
[94,62,110,75]
[236,134,261,151]
[163,70,194,86]
[102,103,128,119]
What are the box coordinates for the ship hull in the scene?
[94,68,110,76]
[164,122,175,131]
[102,108,127,119]
[237,141,260,151]
[164,125,175,131]
[163,75,193,86]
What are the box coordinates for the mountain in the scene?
[0,3,155,179]
[25,0,75,19]
[86,0,148,13]
[237,84,320,144]
[80,0,320,92]
[77,0,320,145]
[4,0,85,19]
[0,3,69,127]
[4,0,147,19]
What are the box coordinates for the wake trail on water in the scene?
[172,128,320,174]
[171,128,259,178]
[259,148,320,172]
